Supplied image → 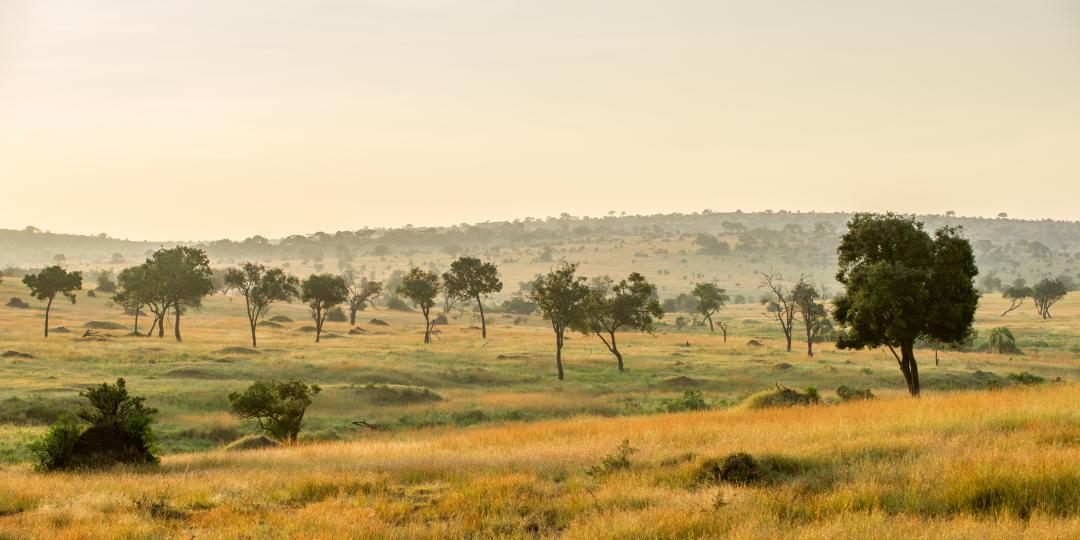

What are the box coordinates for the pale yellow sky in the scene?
[1,1,1078,240]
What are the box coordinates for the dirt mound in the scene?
[321,333,345,340]
[5,297,30,309]
[77,334,110,342]
[257,321,284,328]
[348,327,368,335]
[660,376,702,389]
[83,321,127,330]
[746,339,763,347]
[51,327,73,334]
[216,347,260,355]
[696,452,764,485]
[267,315,293,323]
[368,318,389,326]
[165,368,221,379]
[295,326,317,333]
[68,425,157,469]
[771,362,793,371]
[495,353,531,360]
[224,435,282,452]
[1,351,34,359]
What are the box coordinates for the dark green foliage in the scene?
[326,306,347,322]
[224,262,300,348]
[146,246,215,342]
[300,273,349,342]
[696,452,762,485]
[78,378,158,453]
[228,380,321,443]
[1031,277,1068,319]
[443,257,503,338]
[95,270,117,293]
[528,263,590,380]
[495,296,537,315]
[586,439,637,477]
[29,416,80,472]
[664,390,708,412]
[22,265,83,337]
[577,272,664,370]
[986,327,1022,355]
[833,213,979,396]
[836,385,874,401]
[744,385,820,408]
[690,282,729,337]
[694,234,731,256]
[396,267,442,344]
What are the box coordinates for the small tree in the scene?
[691,282,730,340]
[300,274,348,343]
[113,265,155,334]
[95,270,117,293]
[759,271,796,352]
[443,257,503,339]
[528,263,589,381]
[396,267,441,344]
[22,266,83,337]
[342,266,383,326]
[1001,279,1032,316]
[1031,277,1067,319]
[224,263,300,348]
[791,280,828,357]
[228,380,321,444]
[832,213,979,396]
[577,272,663,370]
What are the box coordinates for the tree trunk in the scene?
[133,309,139,335]
[44,296,53,337]
[720,324,727,342]
[806,333,814,357]
[422,307,431,344]
[174,305,182,342]
[350,301,358,326]
[900,340,921,396]
[555,332,565,381]
[158,312,165,337]
[705,315,714,332]
[610,332,623,371]
[477,296,487,339]
[784,329,792,352]
[250,322,258,348]
[315,310,323,343]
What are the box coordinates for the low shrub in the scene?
[5,297,30,309]
[1007,372,1045,386]
[663,390,708,412]
[836,385,874,402]
[743,385,820,409]
[326,306,347,322]
[29,416,80,472]
[987,327,1022,355]
[586,439,637,477]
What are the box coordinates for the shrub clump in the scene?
[664,390,709,412]
[228,380,321,443]
[354,384,442,405]
[743,385,820,409]
[586,439,637,478]
[326,306,348,322]
[986,327,1022,355]
[1006,372,1045,386]
[836,385,875,402]
[30,378,159,471]
[696,452,763,485]
[6,297,30,309]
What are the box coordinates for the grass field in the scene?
[1,278,1078,538]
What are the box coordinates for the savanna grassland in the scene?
[1,260,1079,538]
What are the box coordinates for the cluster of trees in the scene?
[113,247,214,341]
[1000,277,1071,319]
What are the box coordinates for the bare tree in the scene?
[759,271,796,352]
[342,266,383,326]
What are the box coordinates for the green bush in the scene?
[836,385,874,402]
[79,378,158,448]
[586,439,637,477]
[987,327,1022,355]
[228,380,321,443]
[29,416,80,472]
[326,306,347,322]
[1007,372,1045,386]
[664,390,708,412]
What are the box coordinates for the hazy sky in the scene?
[1,1,1078,240]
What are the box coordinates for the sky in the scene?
[1,1,1078,241]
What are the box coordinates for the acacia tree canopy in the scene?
[576,272,663,370]
[443,257,503,339]
[301,273,349,343]
[22,265,83,337]
[528,262,589,381]
[832,213,979,396]
[397,267,442,344]
[224,263,300,348]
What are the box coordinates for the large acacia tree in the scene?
[396,267,441,344]
[22,266,83,337]
[224,263,300,348]
[443,257,503,339]
[300,273,348,343]
[577,272,663,371]
[145,246,214,342]
[528,263,589,381]
[833,213,979,396]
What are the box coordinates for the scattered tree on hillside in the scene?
[396,267,441,344]
[576,272,664,370]
[693,234,731,256]
[528,263,590,381]
[342,266,383,326]
[691,282,730,341]
[443,257,503,338]
[1031,277,1068,319]
[791,279,828,357]
[113,265,155,334]
[228,380,321,444]
[832,213,979,396]
[1000,279,1032,316]
[300,273,349,343]
[224,263,300,348]
[148,246,214,342]
[759,272,796,352]
[22,266,83,337]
